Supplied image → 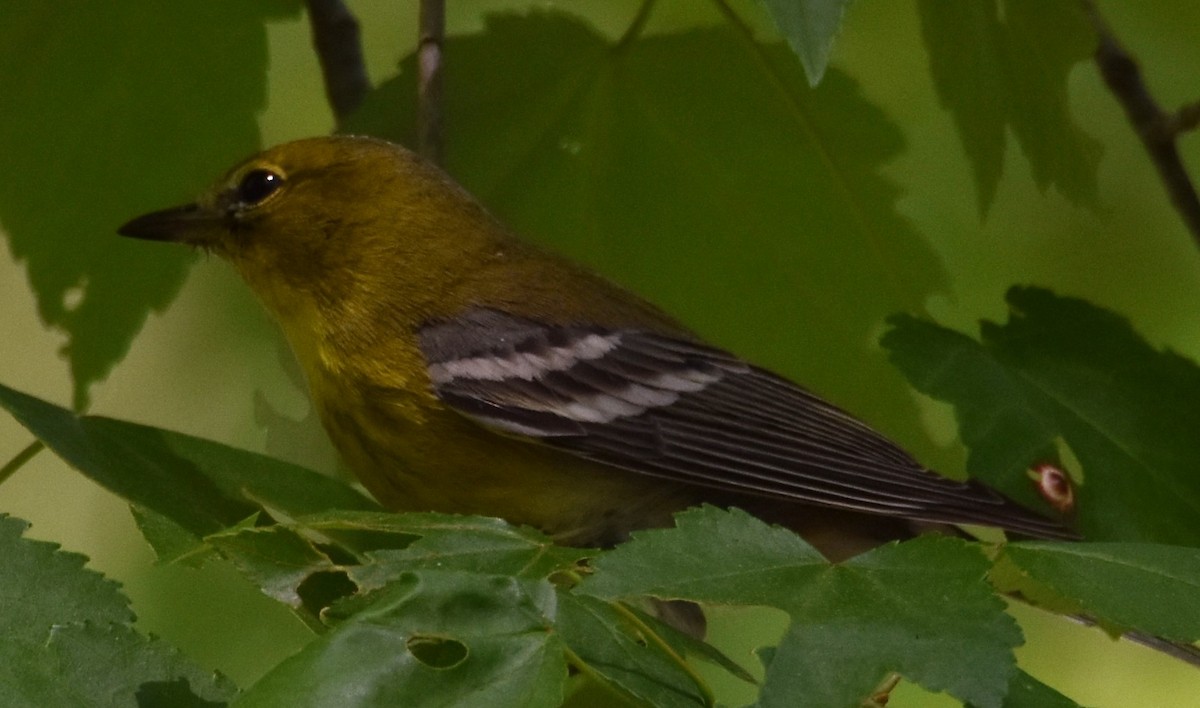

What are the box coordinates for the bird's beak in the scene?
[117,203,222,245]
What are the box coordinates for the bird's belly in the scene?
[315,387,693,546]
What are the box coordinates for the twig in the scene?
[0,440,44,487]
[418,0,445,164]
[1083,1,1200,246]
[305,0,371,130]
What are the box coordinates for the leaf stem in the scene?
[0,440,44,487]
[613,601,716,707]
[864,672,901,707]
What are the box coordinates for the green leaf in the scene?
[283,510,589,579]
[758,0,853,85]
[582,507,1021,708]
[237,572,566,708]
[1004,542,1200,642]
[46,623,234,708]
[556,592,709,707]
[623,604,758,686]
[348,10,948,450]
[0,382,380,551]
[917,0,1101,215]
[583,506,826,604]
[324,512,592,585]
[130,504,216,566]
[881,287,1200,544]
[0,0,300,409]
[206,525,343,611]
[0,515,131,641]
[972,668,1080,708]
[206,512,591,623]
[0,515,235,707]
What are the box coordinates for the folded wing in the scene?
[419,308,1078,540]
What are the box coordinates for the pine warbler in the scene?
[118,136,1076,557]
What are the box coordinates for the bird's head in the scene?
[118,135,503,321]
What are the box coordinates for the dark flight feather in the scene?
[419,309,1078,540]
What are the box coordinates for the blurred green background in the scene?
[2,1,1199,704]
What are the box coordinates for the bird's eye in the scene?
[236,169,284,206]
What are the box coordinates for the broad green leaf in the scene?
[583,506,827,604]
[582,506,1020,708]
[0,1,299,409]
[0,515,235,707]
[917,0,1100,215]
[0,515,131,641]
[44,623,234,708]
[207,511,588,618]
[209,509,587,619]
[348,10,948,452]
[759,0,853,85]
[206,525,342,611]
[556,592,709,707]
[0,382,379,550]
[988,551,1084,621]
[130,503,217,566]
[1004,542,1200,642]
[283,510,590,581]
[1,625,235,708]
[623,604,758,686]
[237,572,565,708]
[977,668,1080,708]
[881,287,1200,544]
[342,515,590,586]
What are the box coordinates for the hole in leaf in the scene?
[296,570,358,616]
[407,634,468,669]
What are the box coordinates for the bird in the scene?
[117,135,1077,562]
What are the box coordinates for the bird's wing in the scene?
[418,308,1077,540]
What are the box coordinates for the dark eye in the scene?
[236,169,283,206]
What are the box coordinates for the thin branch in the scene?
[1083,1,1200,246]
[0,440,44,487]
[305,0,371,130]
[418,0,445,164]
